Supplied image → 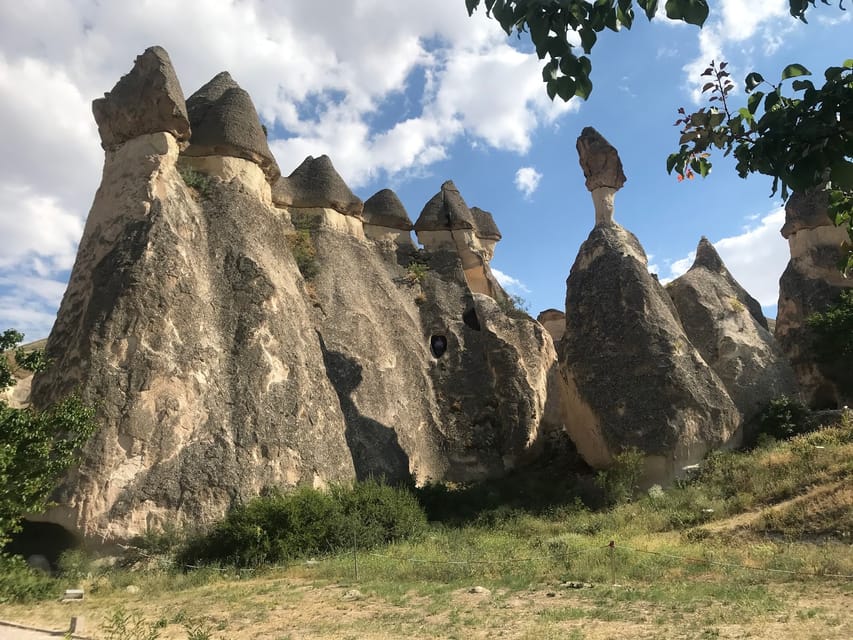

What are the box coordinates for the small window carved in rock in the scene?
[462,308,481,331]
[430,335,447,358]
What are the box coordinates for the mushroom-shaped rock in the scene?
[414,180,476,232]
[471,207,502,241]
[184,72,280,181]
[576,127,626,226]
[92,46,190,149]
[273,155,363,216]
[363,189,413,230]
[667,237,796,421]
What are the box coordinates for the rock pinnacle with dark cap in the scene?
[576,127,626,226]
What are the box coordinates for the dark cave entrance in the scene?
[4,520,79,570]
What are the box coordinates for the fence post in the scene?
[608,540,616,585]
[353,531,359,582]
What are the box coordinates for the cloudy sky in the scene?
[0,0,850,339]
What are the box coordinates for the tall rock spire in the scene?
[575,127,626,226]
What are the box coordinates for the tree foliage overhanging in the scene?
[466,0,853,271]
[0,330,95,545]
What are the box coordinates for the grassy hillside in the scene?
[2,412,852,639]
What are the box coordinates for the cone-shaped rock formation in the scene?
[184,72,280,180]
[272,155,363,216]
[668,238,797,422]
[559,131,740,480]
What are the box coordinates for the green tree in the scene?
[465,0,852,269]
[0,330,95,545]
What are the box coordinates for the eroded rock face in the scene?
[776,190,852,407]
[536,309,566,344]
[560,224,741,480]
[31,131,354,544]
[305,230,561,484]
[184,72,280,181]
[273,155,363,216]
[28,47,567,546]
[668,238,797,421]
[92,46,190,149]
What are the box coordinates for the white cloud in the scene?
[680,0,791,102]
[659,207,788,308]
[492,268,531,294]
[514,167,542,198]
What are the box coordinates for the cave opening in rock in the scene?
[3,520,79,570]
[430,335,447,358]
[462,307,481,331]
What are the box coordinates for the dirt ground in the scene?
[3,578,851,640]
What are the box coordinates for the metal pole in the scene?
[608,540,616,585]
[353,531,359,582]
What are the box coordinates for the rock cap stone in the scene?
[184,72,280,181]
[92,46,190,149]
[780,188,831,239]
[363,189,413,230]
[414,180,476,232]
[471,207,502,241]
[272,155,363,216]
[576,127,626,192]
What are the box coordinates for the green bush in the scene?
[0,553,57,603]
[755,396,812,441]
[595,447,644,506]
[285,230,319,280]
[178,480,427,568]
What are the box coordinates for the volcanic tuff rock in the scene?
[776,189,853,407]
[576,127,626,226]
[668,238,797,422]
[559,133,740,480]
[183,72,280,181]
[363,189,413,230]
[28,47,564,546]
[272,155,364,216]
[92,46,190,149]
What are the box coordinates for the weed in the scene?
[178,165,213,198]
[496,292,530,319]
[285,231,319,280]
[101,606,161,640]
[404,259,429,285]
[755,396,812,441]
[0,553,57,603]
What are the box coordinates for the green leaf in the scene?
[745,72,764,91]
[666,152,680,174]
[465,0,479,16]
[781,63,811,80]
[791,79,815,92]
[579,27,597,54]
[638,0,659,20]
[575,75,593,100]
[844,59,853,69]
[830,161,853,190]
[747,91,764,115]
[555,76,577,101]
[664,0,709,26]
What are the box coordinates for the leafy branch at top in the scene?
[464,1,836,103]
[667,59,853,272]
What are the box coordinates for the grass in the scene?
[2,413,853,639]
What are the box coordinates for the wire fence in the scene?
[119,537,853,583]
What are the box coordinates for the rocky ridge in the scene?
[18,48,835,549]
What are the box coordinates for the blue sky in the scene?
[0,0,850,340]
